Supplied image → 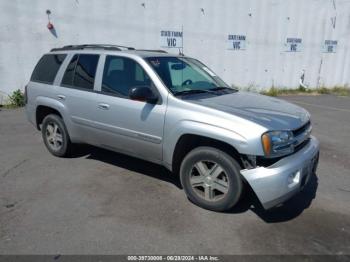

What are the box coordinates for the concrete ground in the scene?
[0,95,349,255]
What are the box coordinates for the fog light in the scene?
[288,170,301,187]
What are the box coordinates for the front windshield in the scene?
[146,56,235,95]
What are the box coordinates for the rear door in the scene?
[92,55,166,162]
[56,53,101,144]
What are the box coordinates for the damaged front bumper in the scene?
[241,136,320,209]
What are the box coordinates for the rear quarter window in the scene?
[30,54,67,84]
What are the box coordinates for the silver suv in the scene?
[25,44,319,211]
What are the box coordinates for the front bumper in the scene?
[241,136,319,209]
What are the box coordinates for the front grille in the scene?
[292,120,312,150]
[256,156,282,167]
[294,138,310,153]
[293,121,311,137]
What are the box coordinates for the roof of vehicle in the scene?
[49,44,183,58]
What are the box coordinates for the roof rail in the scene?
[50,44,135,52]
[136,49,168,53]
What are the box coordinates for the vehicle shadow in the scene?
[70,144,182,189]
[70,145,318,223]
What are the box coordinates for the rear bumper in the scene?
[241,136,319,209]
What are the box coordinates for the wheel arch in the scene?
[36,105,63,130]
[171,134,245,176]
[35,97,67,130]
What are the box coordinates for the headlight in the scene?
[261,130,294,157]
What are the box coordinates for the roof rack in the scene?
[50,45,168,54]
[136,49,168,53]
[51,44,135,52]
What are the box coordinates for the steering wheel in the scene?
[182,79,193,86]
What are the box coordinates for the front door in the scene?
[93,55,166,162]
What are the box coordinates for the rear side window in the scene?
[31,54,67,84]
[61,55,78,86]
[61,54,99,90]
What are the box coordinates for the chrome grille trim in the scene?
[293,121,311,137]
[292,121,312,148]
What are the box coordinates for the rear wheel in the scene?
[180,146,243,211]
[42,114,72,157]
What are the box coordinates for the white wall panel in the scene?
[0,0,350,100]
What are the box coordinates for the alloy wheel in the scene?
[45,122,63,151]
[189,160,229,201]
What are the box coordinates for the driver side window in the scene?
[102,56,152,97]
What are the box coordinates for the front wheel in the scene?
[180,147,243,212]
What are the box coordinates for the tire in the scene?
[180,146,243,212]
[41,114,72,157]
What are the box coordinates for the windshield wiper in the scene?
[209,86,238,92]
[174,87,237,96]
[174,89,215,96]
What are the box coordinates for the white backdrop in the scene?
[1,0,350,101]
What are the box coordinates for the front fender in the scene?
[163,120,249,169]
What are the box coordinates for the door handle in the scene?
[57,95,66,100]
[98,103,110,110]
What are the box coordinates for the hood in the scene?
[186,91,310,130]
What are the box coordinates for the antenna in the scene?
[178,25,184,56]
[180,25,184,89]
[182,25,184,54]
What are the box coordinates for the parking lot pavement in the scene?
[0,94,349,255]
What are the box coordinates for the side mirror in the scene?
[129,86,158,104]
[171,63,186,70]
